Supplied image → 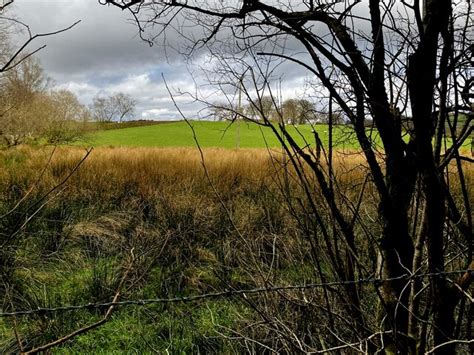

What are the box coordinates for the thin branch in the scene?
[425,339,474,354]
[0,20,81,73]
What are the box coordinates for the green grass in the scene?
[50,301,248,354]
[86,120,166,131]
[84,121,363,149]
[84,120,471,152]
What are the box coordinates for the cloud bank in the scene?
[11,0,312,120]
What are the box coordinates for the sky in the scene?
[9,0,311,121]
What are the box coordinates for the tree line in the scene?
[212,96,345,124]
[0,59,137,146]
[0,56,87,145]
[0,20,136,147]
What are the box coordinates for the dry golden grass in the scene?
[0,145,470,204]
[0,146,471,354]
[0,146,272,197]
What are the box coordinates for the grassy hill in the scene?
[84,120,364,149]
[83,120,471,152]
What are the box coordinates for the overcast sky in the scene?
[10,0,311,121]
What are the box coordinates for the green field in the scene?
[85,120,472,152]
[85,120,364,149]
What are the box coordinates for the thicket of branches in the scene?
[101,0,473,353]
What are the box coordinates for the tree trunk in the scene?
[407,1,456,352]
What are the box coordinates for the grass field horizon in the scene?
[82,120,471,152]
[84,120,364,149]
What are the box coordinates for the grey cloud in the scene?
[13,0,169,79]
[11,0,370,120]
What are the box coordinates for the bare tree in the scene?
[103,0,473,353]
[0,57,88,145]
[91,92,136,122]
[49,89,85,122]
[245,95,277,121]
[210,102,234,121]
[113,92,136,123]
[91,95,116,122]
[282,98,317,124]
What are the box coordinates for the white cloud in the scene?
[142,108,170,119]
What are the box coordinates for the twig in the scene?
[311,330,392,354]
[1,20,81,73]
[425,339,474,354]
[0,1,14,12]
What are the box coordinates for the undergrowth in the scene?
[0,146,471,353]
